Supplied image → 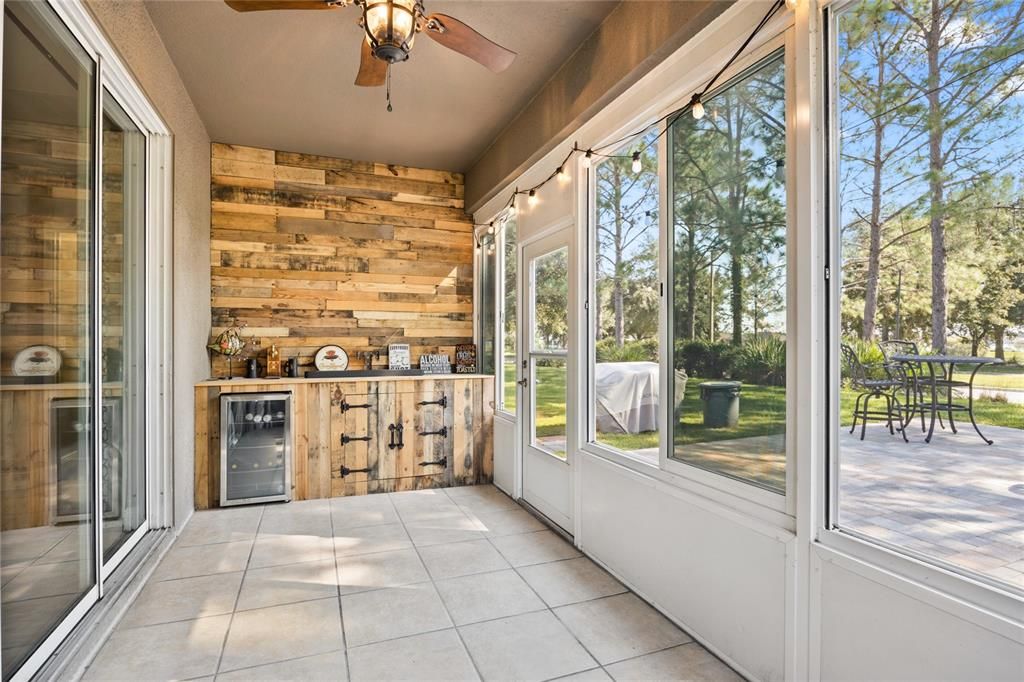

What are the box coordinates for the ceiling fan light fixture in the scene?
[362,0,419,63]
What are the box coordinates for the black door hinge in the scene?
[418,426,448,438]
[341,400,371,413]
[418,395,447,408]
[341,434,371,445]
[418,456,448,468]
[340,465,372,477]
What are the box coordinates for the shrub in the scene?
[676,340,740,378]
[736,336,786,386]
[595,338,658,363]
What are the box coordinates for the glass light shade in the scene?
[365,0,416,47]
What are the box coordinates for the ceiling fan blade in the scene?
[225,1,336,12]
[424,13,516,73]
[355,40,387,87]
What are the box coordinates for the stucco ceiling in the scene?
[145,0,618,172]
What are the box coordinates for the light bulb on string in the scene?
[582,149,593,168]
[487,243,495,255]
[774,158,785,183]
[528,189,538,208]
[631,151,642,174]
[689,94,705,120]
[556,166,569,182]
[487,223,495,236]
[785,0,798,10]
[508,197,517,217]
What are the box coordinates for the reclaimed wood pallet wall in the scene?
[210,143,475,375]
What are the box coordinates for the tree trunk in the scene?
[685,229,696,340]
[613,168,625,347]
[730,245,743,345]
[862,70,887,341]
[995,326,1005,360]
[925,0,948,352]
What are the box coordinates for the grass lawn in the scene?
[509,364,1021,453]
[951,363,1024,391]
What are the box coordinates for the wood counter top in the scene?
[195,374,491,388]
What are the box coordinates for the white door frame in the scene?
[518,218,576,533]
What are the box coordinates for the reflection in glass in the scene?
[1,1,97,676]
[669,51,788,493]
[532,357,567,459]
[501,215,517,413]
[101,92,147,561]
[592,131,660,459]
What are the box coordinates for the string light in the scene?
[582,149,593,168]
[774,158,785,183]
[785,0,798,9]
[528,189,538,207]
[689,94,705,120]
[508,195,518,217]
[631,151,642,174]
[556,165,569,182]
[487,223,495,235]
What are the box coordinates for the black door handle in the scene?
[341,434,371,445]
[418,426,448,438]
[418,395,447,408]
[388,423,405,450]
[419,456,447,468]
[340,465,373,477]
[341,400,372,413]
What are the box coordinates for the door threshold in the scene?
[517,497,575,545]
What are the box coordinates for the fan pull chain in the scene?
[386,65,393,112]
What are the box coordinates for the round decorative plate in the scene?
[12,345,62,377]
[314,345,349,371]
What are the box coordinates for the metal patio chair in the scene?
[841,344,908,442]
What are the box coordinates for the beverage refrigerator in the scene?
[220,392,292,506]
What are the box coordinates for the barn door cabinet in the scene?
[194,375,493,509]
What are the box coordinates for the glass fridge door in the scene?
[221,394,291,505]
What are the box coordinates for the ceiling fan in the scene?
[225,0,517,91]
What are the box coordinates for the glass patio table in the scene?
[890,353,1005,445]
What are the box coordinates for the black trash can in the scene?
[699,381,741,428]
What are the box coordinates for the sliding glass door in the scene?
[1,3,98,676]
[1,1,152,677]
[101,92,148,566]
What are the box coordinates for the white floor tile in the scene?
[418,539,510,580]
[237,559,339,611]
[459,610,597,682]
[519,557,625,607]
[554,593,690,664]
[336,548,430,595]
[217,649,348,680]
[341,582,452,647]
[604,643,742,682]
[489,530,582,567]
[435,569,546,626]
[347,629,478,681]
[119,571,243,628]
[220,598,344,672]
[83,615,230,681]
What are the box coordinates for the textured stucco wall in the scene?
[85,0,211,529]
[465,0,733,212]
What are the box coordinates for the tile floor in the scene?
[82,485,740,681]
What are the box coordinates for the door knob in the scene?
[517,377,528,387]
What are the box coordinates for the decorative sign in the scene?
[314,345,349,371]
[455,344,477,374]
[420,354,451,374]
[388,344,411,370]
[12,345,62,377]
